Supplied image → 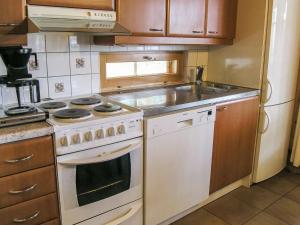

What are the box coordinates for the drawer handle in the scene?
[0,23,18,27]
[208,31,218,34]
[9,184,38,195]
[5,154,34,164]
[192,30,204,34]
[13,210,40,223]
[217,106,228,112]
[149,28,163,32]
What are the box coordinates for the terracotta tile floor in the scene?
[172,170,300,225]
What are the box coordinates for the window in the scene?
[100,52,184,91]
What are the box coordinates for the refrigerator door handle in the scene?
[265,79,273,103]
[260,110,270,134]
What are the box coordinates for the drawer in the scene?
[0,166,57,209]
[42,219,60,225]
[0,193,59,225]
[0,136,54,177]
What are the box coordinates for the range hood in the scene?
[27,5,131,36]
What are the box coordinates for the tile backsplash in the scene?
[0,33,208,104]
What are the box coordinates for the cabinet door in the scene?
[117,0,166,36]
[27,0,114,10]
[0,0,26,34]
[210,97,259,194]
[206,0,237,38]
[167,0,206,37]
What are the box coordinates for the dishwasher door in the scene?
[144,106,216,225]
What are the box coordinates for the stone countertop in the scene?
[0,122,53,144]
[103,82,260,117]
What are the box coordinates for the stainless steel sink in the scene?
[203,83,238,91]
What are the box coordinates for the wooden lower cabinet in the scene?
[0,193,59,225]
[210,97,260,193]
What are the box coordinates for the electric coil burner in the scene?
[53,108,92,120]
[71,97,101,106]
[94,103,122,113]
[39,102,67,110]
[5,106,37,116]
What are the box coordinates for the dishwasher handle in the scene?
[177,119,193,128]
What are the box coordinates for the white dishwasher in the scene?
[144,105,216,225]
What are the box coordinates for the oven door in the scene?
[56,137,143,225]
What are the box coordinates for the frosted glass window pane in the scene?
[137,61,169,75]
[106,62,135,78]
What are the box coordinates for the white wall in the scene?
[207,0,268,89]
[0,33,208,103]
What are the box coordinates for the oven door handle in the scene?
[104,201,142,225]
[58,142,142,166]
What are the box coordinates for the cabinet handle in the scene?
[149,28,163,32]
[9,184,38,195]
[208,31,218,34]
[260,110,270,134]
[5,154,34,164]
[13,211,40,223]
[217,106,228,112]
[192,30,204,34]
[265,79,273,103]
[0,23,18,27]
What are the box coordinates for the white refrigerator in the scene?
[253,0,300,182]
[207,0,300,183]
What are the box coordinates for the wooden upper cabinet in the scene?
[27,0,114,10]
[210,97,259,194]
[0,0,26,35]
[206,0,238,39]
[167,0,206,37]
[117,0,167,36]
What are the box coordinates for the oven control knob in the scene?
[84,131,93,142]
[60,136,69,147]
[107,127,115,137]
[117,125,126,135]
[95,129,105,139]
[72,133,81,144]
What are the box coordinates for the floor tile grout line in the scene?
[240,210,264,225]
[263,210,292,225]
[202,207,232,225]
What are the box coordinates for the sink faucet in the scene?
[196,66,204,84]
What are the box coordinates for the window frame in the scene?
[100,51,184,91]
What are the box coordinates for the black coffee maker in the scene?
[0,47,41,116]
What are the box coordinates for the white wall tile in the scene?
[69,35,91,52]
[48,76,71,99]
[159,45,175,51]
[197,51,208,66]
[46,33,69,52]
[0,58,7,75]
[110,45,128,52]
[26,34,46,53]
[28,53,47,78]
[127,45,145,51]
[70,52,91,75]
[144,46,160,51]
[37,78,49,99]
[71,75,92,96]
[185,51,198,67]
[91,45,111,52]
[47,53,70,77]
[92,74,100,93]
[91,52,100,74]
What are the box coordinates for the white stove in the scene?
[38,95,144,225]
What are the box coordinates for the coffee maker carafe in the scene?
[0,47,41,116]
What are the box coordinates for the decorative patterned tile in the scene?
[48,76,71,99]
[46,33,69,52]
[70,52,91,75]
[71,75,92,96]
[47,53,70,77]
[28,53,47,78]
